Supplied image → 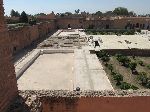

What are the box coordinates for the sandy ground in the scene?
[17,53,74,90]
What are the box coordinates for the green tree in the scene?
[103,11,114,17]
[20,11,28,23]
[95,11,103,17]
[10,9,16,17]
[15,11,20,17]
[10,9,20,17]
[35,13,46,16]
[113,7,129,16]
[129,11,136,17]
[65,12,72,16]
[29,16,37,26]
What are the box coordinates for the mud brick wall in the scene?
[15,90,150,112]
[41,96,150,112]
[101,49,150,56]
[8,25,39,52]
[0,0,18,111]
[38,22,54,38]
[8,21,55,53]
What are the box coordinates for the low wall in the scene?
[8,21,56,54]
[101,49,150,56]
[16,49,74,80]
[42,97,150,112]
[10,90,150,112]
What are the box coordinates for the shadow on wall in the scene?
[7,96,31,112]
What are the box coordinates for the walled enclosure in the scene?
[0,0,18,111]
[2,0,150,112]
[56,17,150,29]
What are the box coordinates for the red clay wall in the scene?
[0,0,18,111]
[41,96,150,112]
[8,21,55,53]
[101,49,150,56]
[56,18,83,29]
[56,16,150,29]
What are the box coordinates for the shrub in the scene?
[147,64,150,69]
[136,29,141,33]
[116,55,131,67]
[113,74,123,85]
[111,71,117,76]
[130,85,139,90]
[101,57,110,62]
[138,60,144,66]
[138,72,148,85]
[120,82,131,90]
[96,51,110,62]
[107,64,114,72]
[129,62,137,71]
[146,81,150,89]
[96,51,109,58]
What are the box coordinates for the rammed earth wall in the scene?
[101,49,150,56]
[0,0,18,111]
[8,21,56,54]
[11,90,150,112]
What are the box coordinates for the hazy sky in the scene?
[4,0,150,15]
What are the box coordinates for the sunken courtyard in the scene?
[1,0,150,111]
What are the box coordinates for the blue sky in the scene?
[4,0,150,15]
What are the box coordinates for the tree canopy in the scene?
[20,11,28,23]
[35,13,46,16]
[95,11,103,17]
[113,7,129,15]
[10,9,20,17]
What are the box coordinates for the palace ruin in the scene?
[1,0,150,112]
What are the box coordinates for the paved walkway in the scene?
[74,49,113,90]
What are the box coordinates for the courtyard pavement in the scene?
[16,49,113,91]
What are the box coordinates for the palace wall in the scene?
[101,49,150,56]
[41,96,150,112]
[8,21,56,53]
[0,0,18,111]
[15,90,150,112]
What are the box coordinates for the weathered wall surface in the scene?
[41,96,150,112]
[101,49,150,56]
[56,17,85,29]
[8,21,56,53]
[56,16,150,29]
[12,90,150,112]
[112,17,150,29]
[0,0,18,111]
